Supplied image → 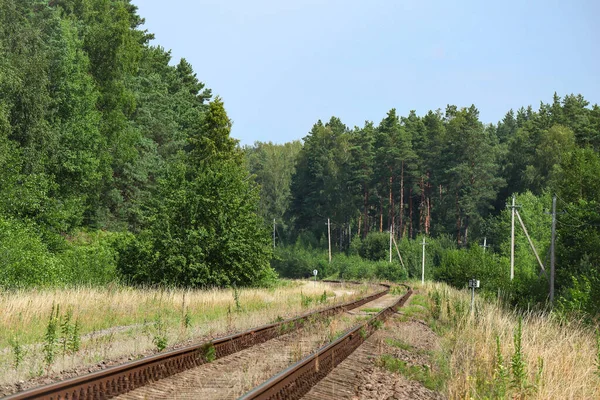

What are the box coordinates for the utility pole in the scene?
[389,225,393,263]
[421,237,427,285]
[273,218,276,249]
[481,237,489,253]
[327,218,332,263]
[550,195,557,303]
[509,196,516,280]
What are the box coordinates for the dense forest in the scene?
[0,0,273,288]
[1,0,599,319]
[246,96,600,317]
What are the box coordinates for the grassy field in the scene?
[387,281,600,399]
[0,280,376,386]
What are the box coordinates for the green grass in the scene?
[409,294,430,309]
[385,338,415,351]
[378,354,446,392]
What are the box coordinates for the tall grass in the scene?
[0,280,375,386]
[422,281,600,399]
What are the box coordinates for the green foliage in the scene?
[119,159,274,287]
[494,335,508,397]
[358,232,389,261]
[430,290,442,320]
[9,336,24,370]
[152,314,168,352]
[202,343,216,363]
[0,217,62,288]
[378,354,443,392]
[244,140,302,230]
[511,317,526,390]
[233,285,242,312]
[44,304,60,370]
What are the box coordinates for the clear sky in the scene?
[133,0,599,146]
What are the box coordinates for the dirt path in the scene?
[302,290,445,400]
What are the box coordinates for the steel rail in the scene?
[239,284,412,400]
[4,281,389,400]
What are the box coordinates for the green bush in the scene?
[0,217,63,288]
[57,230,123,285]
[272,245,407,282]
[359,232,389,261]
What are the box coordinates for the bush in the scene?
[0,217,63,288]
[359,232,389,261]
[57,230,123,285]
[272,245,407,282]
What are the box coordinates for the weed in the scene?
[386,338,414,351]
[535,356,544,390]
[430,290,441,320]
[390,286,406,295]
[493,335,508,397]
[233,284,242,312]
[68,318,81,354]
[9,336,24,370]
[511,316,526,391]
[152,314,168,352]
[378,355,442,391]
[359,326,368,339]
[43,303,60,371]
[300,291,313,307]
[59,307,74,357]
[202,343,216,362]
[183,310,192,329]
[371,319,383,330]
[318,290,328,304]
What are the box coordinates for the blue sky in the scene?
[133,0,599,146]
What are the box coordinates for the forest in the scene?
[246,97,600,317]
[1,0,599,319]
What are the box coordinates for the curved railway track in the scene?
[115,292,402,399]
[4,281,406,400]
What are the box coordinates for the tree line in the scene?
[246,94,600,316]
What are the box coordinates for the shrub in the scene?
[0,217,63,288]
[359,232,389,261]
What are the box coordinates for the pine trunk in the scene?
[399,161,404,238]
[379,200,383,232]
[456,191,461,246]
[363,186,369,238]
[409,188,413,238]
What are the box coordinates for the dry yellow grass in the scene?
[0,280,376,386]
[421,281,600,399]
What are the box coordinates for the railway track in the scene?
[115,292,401,399]
[4,281,400,400]
[240,285,412,400]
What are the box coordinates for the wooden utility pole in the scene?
[550,195,557,303]
[327,218,332,263]
[510,195,516,280]
[389,225,393,263]
[515,210,545,273]
[392,236,405,269]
